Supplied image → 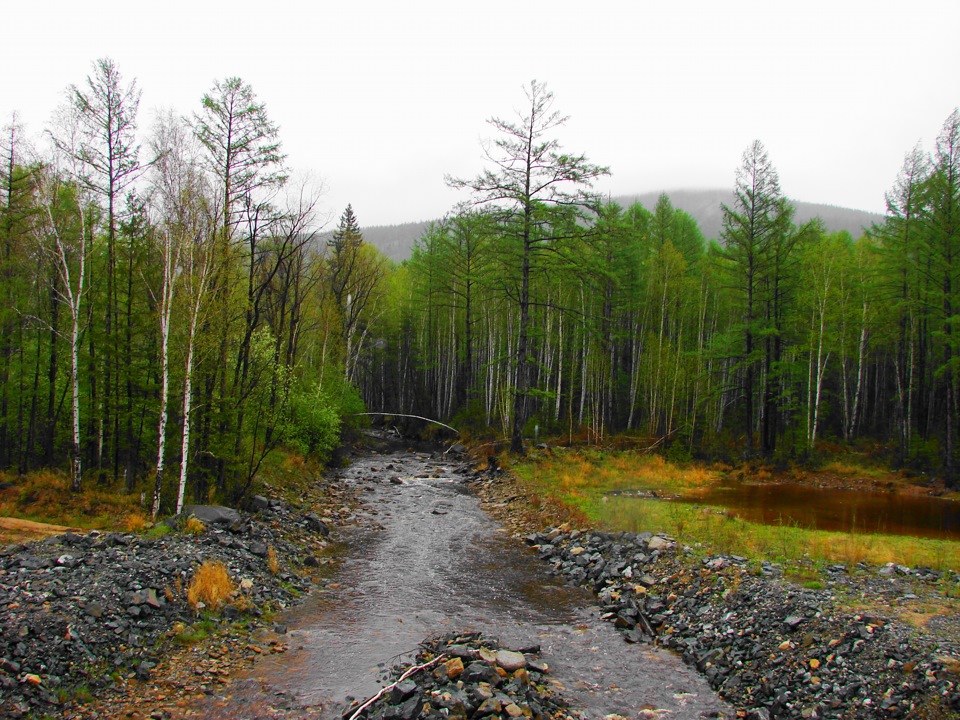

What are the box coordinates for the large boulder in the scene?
[181,504,242,526]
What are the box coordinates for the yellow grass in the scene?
[266,545,280,575]
[0,470,143,532]
[184,516,206,535]
[516,449,721,499]
[123,512,150,532]
[187,561,235,611]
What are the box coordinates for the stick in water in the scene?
[347,654,448,720]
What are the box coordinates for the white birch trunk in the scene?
[151,230,177,519]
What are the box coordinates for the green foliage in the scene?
[284,385,342,461]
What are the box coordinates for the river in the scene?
[182,446,732,719]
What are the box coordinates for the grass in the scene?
[187,561,236,611]
[512,448,960,573]
[170,619,217,646]
[266,545,280,575]
[184,516,206,535]
[0,470,146,541]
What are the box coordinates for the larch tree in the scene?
[924,109,960,485]
[876,144,930,461]
[447,80,608,453]
[717,140,794,457]
[192,77,286,485]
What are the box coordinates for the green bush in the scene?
[284,386,342,462]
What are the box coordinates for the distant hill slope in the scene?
[355,189,885,262]
[612,189,884,243]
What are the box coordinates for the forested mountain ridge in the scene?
[611,189,884,242]
[357,190,883,261]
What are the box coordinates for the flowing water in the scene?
[185,446,732,719]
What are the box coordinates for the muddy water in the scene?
[191,450,731,719]
[676,481,960,540]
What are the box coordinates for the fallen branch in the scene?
[354,412,459,435]
[347,654,447,720]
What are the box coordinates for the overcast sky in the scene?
[3,1,959,228]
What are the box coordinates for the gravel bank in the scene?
[0,472,358,719]
[470,465,960,719]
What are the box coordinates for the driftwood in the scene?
[346,654,448,720]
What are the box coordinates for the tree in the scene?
[923,109,960,484]
[54,58,145,482]
[0,115,40,471]
[35,158,91,492]
[717,140,795,457]
[876,144,930,461]
[447,80,608,453]
[192,77,286,487]
[327,204,385,384]
[194,77,286,241]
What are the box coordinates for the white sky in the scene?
[3,0,958,228]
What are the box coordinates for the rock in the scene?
[181,505,242,526]
[303,513,330,536]
[389,679,418,703]
[495,649,526,672]
[84,601,105,618]
[783,615,805,632]
[647,536,672,551]
[444,657,464,679]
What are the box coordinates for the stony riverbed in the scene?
[1,442,958,719]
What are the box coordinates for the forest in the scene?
[2,64,960,518]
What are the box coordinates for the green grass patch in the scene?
[514,449,960,573]
[172,619,217,646]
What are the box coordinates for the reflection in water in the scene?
[671,482,960,540]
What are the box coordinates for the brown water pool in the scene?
[674,481,960,540]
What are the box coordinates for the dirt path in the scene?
[0,516,83,544]
[173,449,733,719]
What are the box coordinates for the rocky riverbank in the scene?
[471,468,960,719]
[0,467,360,719]
[3,443,959,720]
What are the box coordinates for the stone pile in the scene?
[0,496,338,718]
[527,527,960,719]
[348,632,581,720]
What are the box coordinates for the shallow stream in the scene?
[186,448,732,719]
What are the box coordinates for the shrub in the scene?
[267,545,280,575]
[284,385,342,461]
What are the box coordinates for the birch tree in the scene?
[36,161,90,492]
[55,58,145,481]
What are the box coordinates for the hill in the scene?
[355,189,885,262]
[611,189,884,242]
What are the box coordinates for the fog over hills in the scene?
[352,189,885,263]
